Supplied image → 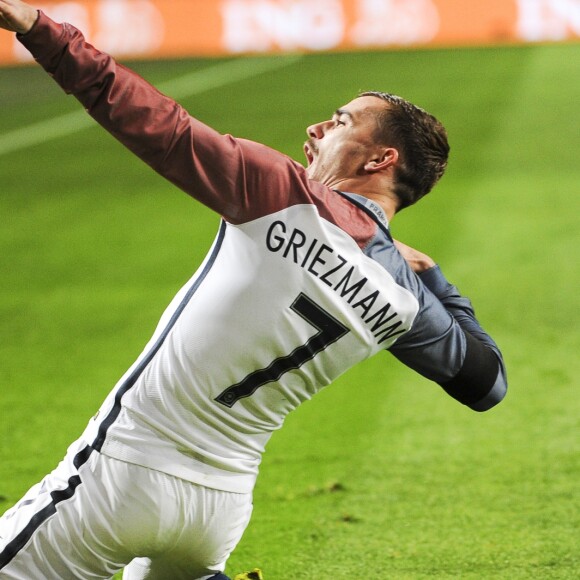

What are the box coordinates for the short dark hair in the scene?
[359,91,450,210]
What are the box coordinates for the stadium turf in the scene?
[0,42,579,578]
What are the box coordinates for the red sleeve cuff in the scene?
[17,10,68,70]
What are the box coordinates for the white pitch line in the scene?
[0,54,302,157]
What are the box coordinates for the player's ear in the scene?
[364,147,398,173]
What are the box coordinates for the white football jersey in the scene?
[20,13,507,494]
[81,202,420,493]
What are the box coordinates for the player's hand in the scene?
[0,0,38,34]
[394,239,436,273]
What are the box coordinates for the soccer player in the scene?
[0,1,507,578]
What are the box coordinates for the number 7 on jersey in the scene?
[215,293,350,407]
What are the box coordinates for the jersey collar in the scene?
[335,190,390,230]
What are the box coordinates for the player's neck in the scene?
[332,175,399,221]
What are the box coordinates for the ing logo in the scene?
[220,0,440,53]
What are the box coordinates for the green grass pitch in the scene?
[0,41,579,578]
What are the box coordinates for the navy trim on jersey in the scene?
[93,218,227,451]
[0,463,88,568]
[0,220,227,570]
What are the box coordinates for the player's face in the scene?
[304,96,387,185]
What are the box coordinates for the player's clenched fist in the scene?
[0,0,38,34]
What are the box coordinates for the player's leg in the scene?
[122,481,253,580]
[1,440,252,579]
[0,440,132,578]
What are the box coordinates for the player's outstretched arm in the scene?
[11,8,303,224]
[0,0,37,34]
